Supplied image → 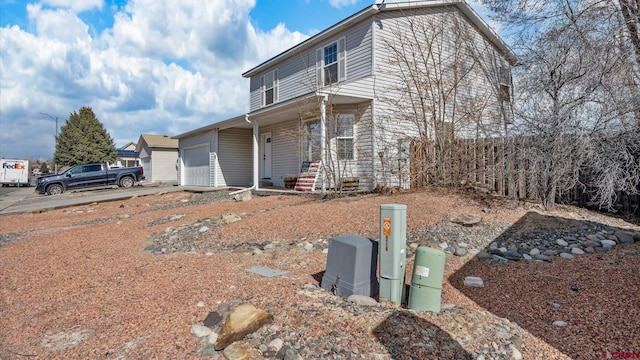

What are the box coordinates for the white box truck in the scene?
[1,159,30,187]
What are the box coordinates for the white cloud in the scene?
[328,0,359,9]
[39,0,104,13]
[0,0,309,159]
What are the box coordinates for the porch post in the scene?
[320,95,327,194]
[252,116,259,190]
[212,129,219,187]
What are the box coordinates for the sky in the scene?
[0,0,496,160]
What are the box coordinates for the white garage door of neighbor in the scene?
[183,145,210,186]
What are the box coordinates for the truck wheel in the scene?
[47,184,63,195]
[119,176,134,188]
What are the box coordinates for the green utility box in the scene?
[408,246,446,312]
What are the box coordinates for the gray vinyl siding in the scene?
[327,102,374,190]
[259,119,300,187]
[372,7,511,143]
[218,128,253,186]
[249,19,374,112]
[179,132,215,151]
[371,7,513,188]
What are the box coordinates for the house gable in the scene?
[243,1,514,116]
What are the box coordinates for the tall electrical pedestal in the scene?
[378,204,407,305]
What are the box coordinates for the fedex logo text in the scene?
[2,163,26,169]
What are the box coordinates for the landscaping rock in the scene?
[346,295,378,306]
[214,303,273,350]
[449,212,482,227]
[222,343,250,360]
[614,230,635,244]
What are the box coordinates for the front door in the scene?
[261,132,272,179]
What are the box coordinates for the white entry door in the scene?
[261,132,272,179]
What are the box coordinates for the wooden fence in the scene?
[409,136,639,213]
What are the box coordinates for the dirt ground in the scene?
[0,189,638,359]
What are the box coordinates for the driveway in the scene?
[0,184,190,215]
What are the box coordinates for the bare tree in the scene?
[487,0,640,210]
[374,10,512,189]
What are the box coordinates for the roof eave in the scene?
[242,0,517,77]
[242,4,379,78]
[173,115,247,139]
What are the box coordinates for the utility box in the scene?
[408,246,446,312]
[321,235,378,297]
[379,204,407,305]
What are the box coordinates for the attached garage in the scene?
[174,115,254,188]
[183,144,210,186]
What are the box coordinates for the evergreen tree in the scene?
[54,107,116,166]
[39,162,50,174]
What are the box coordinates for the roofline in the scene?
[242,0,516,78]
[242,3,376,78]
[173,115,247,139]
[135,134,178,153]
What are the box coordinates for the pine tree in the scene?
[39,162,50,174]
[54,107,117,166]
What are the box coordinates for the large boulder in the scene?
[614,230,635,244]
[449,212,482,227]
[214,303,273,350]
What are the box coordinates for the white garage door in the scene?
[183,145,210,186]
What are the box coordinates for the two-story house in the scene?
[174,0,517,191]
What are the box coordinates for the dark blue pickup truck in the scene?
[35,162,145,195]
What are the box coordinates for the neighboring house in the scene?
[175,0,516,191]
[136,134,178,183]
[115,142,141,168]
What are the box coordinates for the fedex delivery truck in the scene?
[1,159,30,187]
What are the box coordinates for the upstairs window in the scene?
[261,70,278,107]
[499,66,511,102]
[316,37,346,87]
[324,43,338,85]
[336,114,355,160]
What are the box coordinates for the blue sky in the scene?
[0,0,494,160]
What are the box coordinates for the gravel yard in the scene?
[0,189,638,359]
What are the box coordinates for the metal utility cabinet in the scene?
[321,234,378,297]
[379,204,407,305]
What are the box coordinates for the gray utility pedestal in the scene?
[321,234,379,297]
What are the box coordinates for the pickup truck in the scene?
[35,162,145,195]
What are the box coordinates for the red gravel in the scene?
[0,189,638,359]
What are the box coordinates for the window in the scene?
[316,37,346,87]
[499,67,511,102]
[261,70,278,106]
[324,43,338,85]
[336,114,355,160]
[85,164,103,172]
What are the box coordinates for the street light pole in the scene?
[39,112,58,174]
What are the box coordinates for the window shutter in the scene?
[274,69,278,103]
[338,37,346,82]
[316,48,323,87]
[260,75,265,106]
